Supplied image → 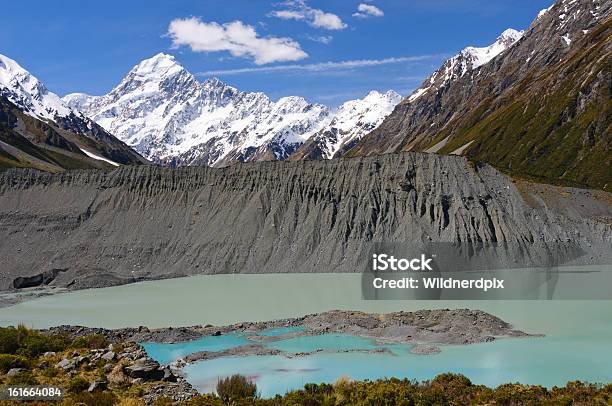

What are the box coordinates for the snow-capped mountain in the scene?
[290,90,402,160]
[0,53,147,167]
[407,28,524,102]
[0,53,72,121]
[346,0,610,190]
[64,53,400,167]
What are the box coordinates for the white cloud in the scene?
[199,54,442,75]
[269,10,305,21]
[270,1,347,30]
[353,3,384,18]
[167,17,307,65]
[306,35,333,44]
[310,9,346,30]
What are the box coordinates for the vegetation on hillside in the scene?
[179,374,611,406]
[435,19,612,191]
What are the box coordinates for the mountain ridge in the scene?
[0,53,148,170]
[346,0,611,191]
[64,53,401,167]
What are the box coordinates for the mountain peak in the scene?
[363,89,401,102]
[498,28,523,43]
[461,27,523,69]
[0,53,71,120]
[62,52,398,167]
[406,27,523,103]
[363,90,382,99]
[0,53,24,78]
[0,53,39,92]
[129,53,184,79]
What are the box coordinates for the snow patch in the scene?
[79,148,120,166]
[562,34,571,45]
[408,87,429,102]
[537,6,553,19]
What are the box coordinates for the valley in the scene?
[0,0,610,403]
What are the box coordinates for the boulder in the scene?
[74,356,89,366]
[55,358,76,370]
[118,352,132,360]
[108,364,128,384]
[101,351,116,361]
[162,366,178,382]
[124,359,164,381]
[6,368,27,377]
[88,381,108,392]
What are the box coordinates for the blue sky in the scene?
[0,0,552,106]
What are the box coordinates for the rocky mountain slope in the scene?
[0,54,147,170]
[63,54,400,167]
[346,0,611,191]
[0,152,610,291]
[405,28,524,105]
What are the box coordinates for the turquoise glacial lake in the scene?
[0,271,611,396]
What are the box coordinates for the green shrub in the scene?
[153,396,174,406]
[67,376,90,394]
[41,366,60,378]
[16,333,70,358]
[68,391,117,406]
[70,334,110,350]
[0,354,30,373]
[0,325,69,357]
[216,374,258,403]
[0,325,29,354]
[7,370,38,385]
[181,394,224,406]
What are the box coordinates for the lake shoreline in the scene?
[42,308,537,359]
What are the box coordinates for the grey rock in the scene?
[162,366,177,382]
[88,381,108,392]
[118,352,137,361]
[124,359,164,381]
[6,368,27,377]
[74,356,89,366]
[101,351,116,361]
[55,358,76,370]
[409,344,441,355]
